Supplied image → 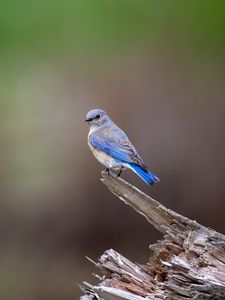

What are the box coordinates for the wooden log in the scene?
[80,171,225,299]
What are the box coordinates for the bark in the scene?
[80,171,225,299]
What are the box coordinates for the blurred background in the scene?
[0,0,225,299]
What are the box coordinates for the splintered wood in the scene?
[80,172,225,299]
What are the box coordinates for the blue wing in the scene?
[89,127,160,185]
[89,127,147,170]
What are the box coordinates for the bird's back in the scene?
[89,123,148,171]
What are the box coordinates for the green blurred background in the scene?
[0,1,225,299]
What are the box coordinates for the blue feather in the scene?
[89,134,160,185]
[90,135,134,163]
[128,163,160,185]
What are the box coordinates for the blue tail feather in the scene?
[129,163,160,185]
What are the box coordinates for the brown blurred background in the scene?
[0,1,225,299]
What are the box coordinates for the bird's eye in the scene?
[95,114,101,119]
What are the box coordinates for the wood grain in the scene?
[80,171,225,299]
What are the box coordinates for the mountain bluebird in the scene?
[85,109,160,185]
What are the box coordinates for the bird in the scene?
[85,108,160,185]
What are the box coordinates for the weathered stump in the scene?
[80,171,225,299]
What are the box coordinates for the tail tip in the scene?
[148,174,160,185]
[154,175,160,184]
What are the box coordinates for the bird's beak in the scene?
[84,118,92,122]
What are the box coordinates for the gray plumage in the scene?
[85,108,160,185]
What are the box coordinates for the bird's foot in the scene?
[117,167,123,178]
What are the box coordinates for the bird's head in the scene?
[85,109,110,127]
